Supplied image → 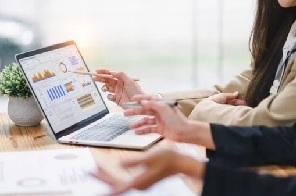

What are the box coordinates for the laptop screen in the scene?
[17,41,108,134]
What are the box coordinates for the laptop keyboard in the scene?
[69,114,140,142]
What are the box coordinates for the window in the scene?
[0,0,254,94]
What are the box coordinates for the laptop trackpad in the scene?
[110,130,161,146]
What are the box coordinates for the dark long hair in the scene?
[245,0,296,107]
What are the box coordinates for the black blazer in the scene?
[201,124,296,196]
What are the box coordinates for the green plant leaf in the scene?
[0,63,33,99]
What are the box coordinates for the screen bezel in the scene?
[16,40,109,139]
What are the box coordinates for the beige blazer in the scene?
[161,53,296,127]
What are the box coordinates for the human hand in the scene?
[208,92,246,106]
[92,69,155,105]
[90,150,204,195]
[124,95,189,142]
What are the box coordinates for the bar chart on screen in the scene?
[46,85,66,101]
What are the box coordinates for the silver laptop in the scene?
[16,40,162,150]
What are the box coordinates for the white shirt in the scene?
[270,20,296,95]
[283,20,296,62]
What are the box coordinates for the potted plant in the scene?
[0,63,43,126]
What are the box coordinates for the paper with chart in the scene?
[0,148,109,195]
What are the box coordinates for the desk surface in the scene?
[0,112,203,193]
[2,108,296,194]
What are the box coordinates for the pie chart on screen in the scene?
[59,62,68,73]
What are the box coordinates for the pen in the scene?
[121,100,178,109]
[69,71,140,81]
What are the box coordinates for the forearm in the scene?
[189,99,255,125]
[210,124,296,165]
[180,121,216,150]
[180,121,296,165]
[189,78,296,126]
[161,66,252,102]
[160,89,219,117]
[173,152,206,180]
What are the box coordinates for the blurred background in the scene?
[0,0,254,112]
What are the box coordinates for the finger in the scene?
[110,183,132,195]
[121,158,144,168]
[131,94,160,102]
[91,165,131,195]
[107,94,116,102]
[209,94,226,102]
[225,99,236,105]
[101,85,108,92]
[101,84,116,93]
[122,153,160,168]
[129,169,164,190]
[225,99,246,106]
[114,79,124,105]
[99,178,131,195]
[173,106,186,116]
[110,71,134,83]
[90,171,116,186]
[90,166,119,186]
[225,91,239,100]
[141,100,171,114]
[109,168,167,194]
[95,69,111,74]
[124,108,154,116]
[135,126,159,135]
[107,85,115,93]
[232,99,247,106]
[129,117,156,129]
[93,76,117,86]
[211,92,238,101]
[110,158,149,195]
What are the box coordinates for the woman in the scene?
[92,99,296,196]
[93,0,296,126]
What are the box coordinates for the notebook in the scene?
[15,40,162,150]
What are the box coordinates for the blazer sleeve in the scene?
[209,124,296,165]
[189,66,296,126]
[160,66,252,117]
[202,162,296,196]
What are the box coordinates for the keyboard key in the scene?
[69,114,140,142]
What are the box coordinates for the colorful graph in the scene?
[69,56,79,65]
[77,93,95,109]
[64,82,74,92]
[32,70,56,83]
[47,85,66,101]
[81,81,91,87]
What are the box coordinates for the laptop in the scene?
[15,40,162,150]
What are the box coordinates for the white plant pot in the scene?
[8,97,44,126]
